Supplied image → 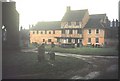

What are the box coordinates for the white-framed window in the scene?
[76,21,79,25]
[88,38,91,44]
[95,38,99,43]
[96,29,99,34]
[88,29,91,34]
[68,21,71,26]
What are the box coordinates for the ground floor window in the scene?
[68,39,71,43]
[88,38,91,43]
[48,39,51,42]
[43,39,45,42]
[57,38,60,42]
[96,38,99,43]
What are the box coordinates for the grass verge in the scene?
[45,46,118,56]
[3,51,87,79]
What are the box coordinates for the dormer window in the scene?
[68,21,71,26]
[76,21,79,25]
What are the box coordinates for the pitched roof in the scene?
[89,14,106,20]
[62,9,88,21]
[31,21,61,30]
[84,14,106,28]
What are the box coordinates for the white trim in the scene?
[88,29,92,34]
[95,29,100,34]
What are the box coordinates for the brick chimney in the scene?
[66,6,71,12]
[112,19,115,27]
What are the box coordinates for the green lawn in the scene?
[3,51,87,79]
[45,46,118,56]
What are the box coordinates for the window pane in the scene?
[76,21,79,25]
[96,29,99,34]
[68,22,71,26]
[96,38,99,43]
[48,39,51,42]
[53,30,55,34]
[43,39,45,42]
[88,38,91,43]
[36,31,39,34]
[88,29,91,34]
[45,30,47,34]
[33,31,35,34]
[69,29,72,34]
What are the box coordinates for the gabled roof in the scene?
[84,14,106,28]
[89,14,106,20]
[62,9,88,21]
[31,21,61,30]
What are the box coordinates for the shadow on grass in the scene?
[2,51,87,79]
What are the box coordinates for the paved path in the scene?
[21,48,118,79]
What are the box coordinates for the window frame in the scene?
[88,38,91,44]
[88,29,91,34]
[48,39,51,42]
[96,29,99,34]
[95,38,99,43]
[68,21,71,26]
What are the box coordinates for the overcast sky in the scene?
[13,0,119,29]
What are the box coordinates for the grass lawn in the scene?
[45,46,118,56]
[2,51,87,79]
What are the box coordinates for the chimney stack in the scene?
[112,19,115,27]
[66,6,71,12]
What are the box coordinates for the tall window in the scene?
[88,38,91,43]
[36,31,39,34]
[96,29,99,34]
[96,38,99,43]
[41,31,43,34]
[57,38,60,42]
[68,39,71,42]
[43,39,45,42]
[33,31,35,34]
[49,31,51,34]
[48,39,51,42]
[76,21,79,25]
[62,29,65,34]
[88,29,91,34]
[69,29,72,34]
[45,30,47,34]
[68,21,71,26]
[53,30,55,34]
[77,29,82,34]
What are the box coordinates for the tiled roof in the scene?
[84,14,106,28]
[89,14,106,20]
[31,21,61,30]
[62,9,88,21]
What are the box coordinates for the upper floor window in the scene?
[49,31,51,34]
[53,30,55,34]
[68,21,71,26]
[36,31,39,34]
[76,21,79,25]
[62,29,65,34]
[45,30,47,34]
[41,31,43,34]
[88,29,91,34]
[77,29,82,34]
[33,31,35,34]
[69,29,72,34]
[96,29,99,34]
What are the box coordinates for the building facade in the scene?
[30,7,118,47]
[1,1,20,51]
